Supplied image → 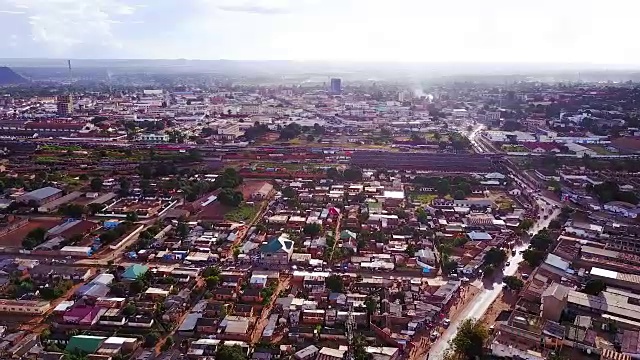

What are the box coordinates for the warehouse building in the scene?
[17,186,62,205]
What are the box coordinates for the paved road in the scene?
[467,124,486,154]
[427,198,560,360]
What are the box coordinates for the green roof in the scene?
[261,235,293,254]
[122,264,148,280]
[340,230,357,240]
[66,335,107,354]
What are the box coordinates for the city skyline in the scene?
[1,0,639,65]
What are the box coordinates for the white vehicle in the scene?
[443,318,451,327]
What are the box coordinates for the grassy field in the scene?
[502,144,528,152]
[425,132,450,142]
[585,145,613,155]
[496,196,515,210]
[224,205,259,223]
[413,194,438,204]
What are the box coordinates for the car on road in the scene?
[443,318,451,327]
[522,273,529,279]
[430,331,440,341]
[505,261,511,266]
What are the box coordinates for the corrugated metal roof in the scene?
[23,186,61,200]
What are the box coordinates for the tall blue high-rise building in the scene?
[330,78,342,94]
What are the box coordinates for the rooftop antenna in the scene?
[67,60,72,83]
[107,69,113,95]
[67,60,73,96]
[345,302,355,360]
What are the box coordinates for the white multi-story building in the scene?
[487,111,501,121]
[138,133,169,143]
[213,123,243,141]
[240,104,262,115]
[398,91,412,102]
[452,109,468,120]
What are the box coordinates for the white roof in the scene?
[383,190,405,199]
[319,347,346,358]
[60,246,92,252]
[105,336,137,344]
[591,267,618,279]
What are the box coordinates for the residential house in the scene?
[260,234,294,266]
[211,287,236,302]
[240,288,263,303]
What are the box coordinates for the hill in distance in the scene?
[0,67,28,85]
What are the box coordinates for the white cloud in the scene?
[0,9,25,14]
[204,0,319,14]
[4,0,140,54]
[8,34,18,47]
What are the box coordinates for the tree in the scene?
[453,190,466,200]
[518,218,535,231]
[326,167,341,180]
[217,345,249,360]
[130,279,146,294]
[118,178,131,196]
[503,276,524,292]
[343,167,363,181]
[436,179,451,196]
[484,248,507,267]
[205,276,220,290]
[218,188,243,207]
[548,219,562,230]
[61,204,85,218]
[410,133,426,144]
[90,177,103,192]
[405,243,417,256]
[109,282,127,297]
[325,274,345,292]
[303,223,322,237]
[364,295,377,315]
[144,332,161,347]
[442,258,459,274]
[161,336,174,351]
[87,203,105,215]
[126,212,139,223]
[583,279,607,296]
[281,186,297,199]
[22,227,47,250]
[202,266,221,278]
[176,219,189,239]
[279,123,303,140]
[482,264,496,278]
[123,303,137,316]
[522,249,545,267]
[448,318,489,360]
[530,232,552,251]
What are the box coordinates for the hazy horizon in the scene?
[1,0,639,65]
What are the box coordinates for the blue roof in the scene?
[122,264,148,280]
[545,254,570,271]
[261,235,294,254]
[24,186,61,200]
[76,283,110,298]
[467,231,492,241]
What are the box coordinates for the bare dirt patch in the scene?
[0,219,60,247]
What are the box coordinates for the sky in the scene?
[0,0,638,65]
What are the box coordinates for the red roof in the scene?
[25,122,86,130]
[521,142,560,152]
